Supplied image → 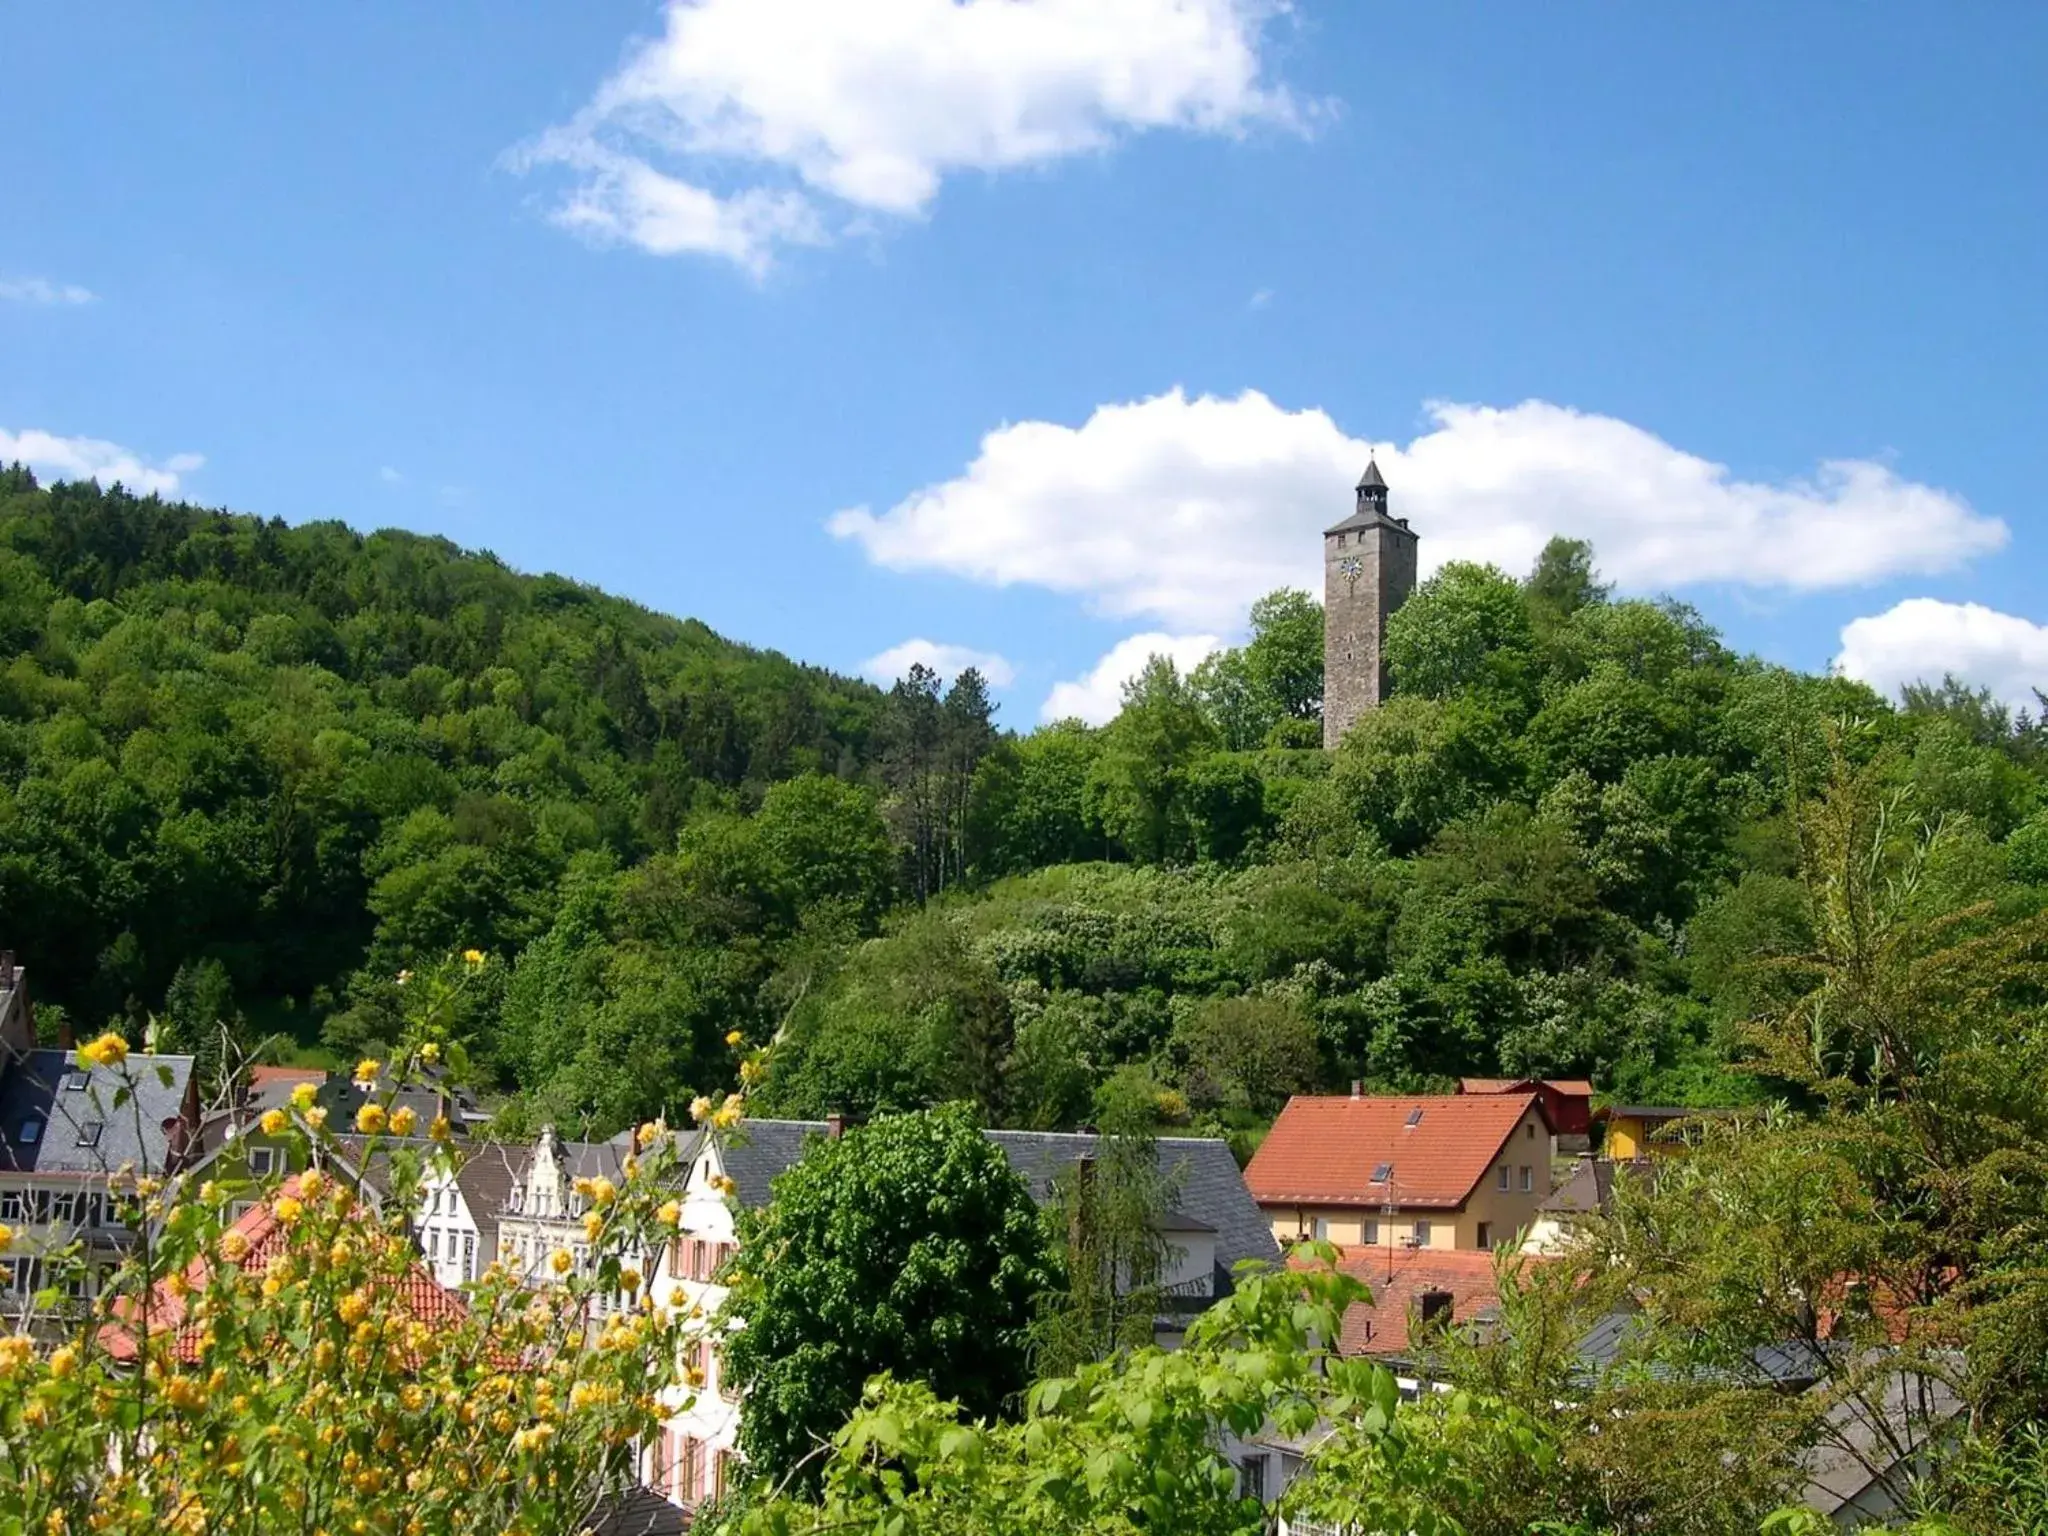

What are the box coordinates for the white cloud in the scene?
[1042,631,1220,724]
[0,276,95,305]
[861,637,1018,688]
[0,428,201,496]
[831,390,2007,633]
[379,465,405,485]
[1248,287,1272,309]
[1836,599,2048,710]
[513,0,1310,272]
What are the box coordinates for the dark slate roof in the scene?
[1357,460,1387,490]
[718,1119,830,1208]
[317,1072,481,1139]
[590,1486,690,1535]
[0,1048,194,1176]
[987,1131,1279,1282]
[454,1141,534,1257]
[1539,1157,1614,1215]
[702,1122,1277,1291]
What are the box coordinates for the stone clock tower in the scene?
[1323,460,1418,748]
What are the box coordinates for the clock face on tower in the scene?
[1337,556,1363,580]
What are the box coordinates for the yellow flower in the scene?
[77,1032,129,1070]
[583,1213,603,1243]
[300,1169,326,1198]
[258,1108,288,1136]
[355,1103,387,1134]
[305,1106,328,1130]
[48,1345,79,1379]
[739,1058,764,1085]
[337,1290,369,1325]
[689,1095,713,1124]
[572,1176,595,1200]
[0,1223,11,1253]
[290,1081,318,1111]
[462,948,486,969]
[711,1096,745,1131]
[724,1030,743,1048]
[274,1196,304,1225]
[428,1114,452,1143]
[354,1058,381,1085]
[657,1200,681,1227]
[0,1336,32,1374]
[549,1248,573,1276]
[684,1364,705,1389]
[419,1041,441,1064]
[635,1121,660,1150]
[619,1267,641,1293]
[389,1106,418,1136]
[219,1231,250,1263]
[713,1174,737,1197]
[589,1176,617,1207]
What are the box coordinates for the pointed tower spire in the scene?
[1356,459,1389,517]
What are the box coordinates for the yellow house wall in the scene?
[1264,1108,1555,1251]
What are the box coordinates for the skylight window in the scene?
[75,1122,103,1149]
[1370,1162,1393,1182]
[62,1072,89,1093]
[18,1118,41,1145]
[1404,1108,1424,1127]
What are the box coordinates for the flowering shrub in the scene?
[0,966,706,1536]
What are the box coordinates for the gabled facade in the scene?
[0,961,200,1323]
[1246,1091,1555,1253]
[496,1125,660,1316]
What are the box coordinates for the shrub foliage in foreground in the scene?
[0,1034,696,1536]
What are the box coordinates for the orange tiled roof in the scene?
[101,1174,464,1363]
[1459,1076,1594,1098]
[1245,1093,1545,1210]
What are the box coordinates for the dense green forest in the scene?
[5,466,2045,1135]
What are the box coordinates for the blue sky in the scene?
[5,2,2046,726]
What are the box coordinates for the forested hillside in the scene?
[5,466,2046,1137]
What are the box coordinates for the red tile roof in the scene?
[1316,1245,1525,1356]
[101,1174,464,1363]
[1245,1093,1546,1210]
[1460,1076,1594,1098]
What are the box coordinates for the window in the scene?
[1476,1222,1492,1250]
[682,1437,703,1502]
[1496,1165,1509,1191]
[17,1118,40,1145]
[1239,1455,1267,1502]
[463,1232,476,1279]
[0,1190,21,1221]
[74,1120,102,1149]
[1526,1123,1537,1139]
[1411,1220,1431,1245]
[248,1146,277,1176]
[1404,1108,1424,1128]
[428,1230,441,1262]
[1520,1166,1533,1192]
[1363,1220,1380,1245]
[1370,1162,1393,1183]
[62,1072,89,1093]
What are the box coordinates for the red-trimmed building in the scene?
[1458,1077,1594,1143]
[1246,1090,1554,1254]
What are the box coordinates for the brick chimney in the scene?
[826,1111,845,1141]
[1350,1080,1363,1099]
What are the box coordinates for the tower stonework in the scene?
[1322,460,1419,749]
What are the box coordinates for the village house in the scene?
[416,1140,531,1288]
[1458,1076,1594,1151]
[640,1117,1278,1519]
[496,1124,673,1315]
[0,953,201,1322]
[1596,1103,1736,1159]
[1245,1089,1555,1255]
